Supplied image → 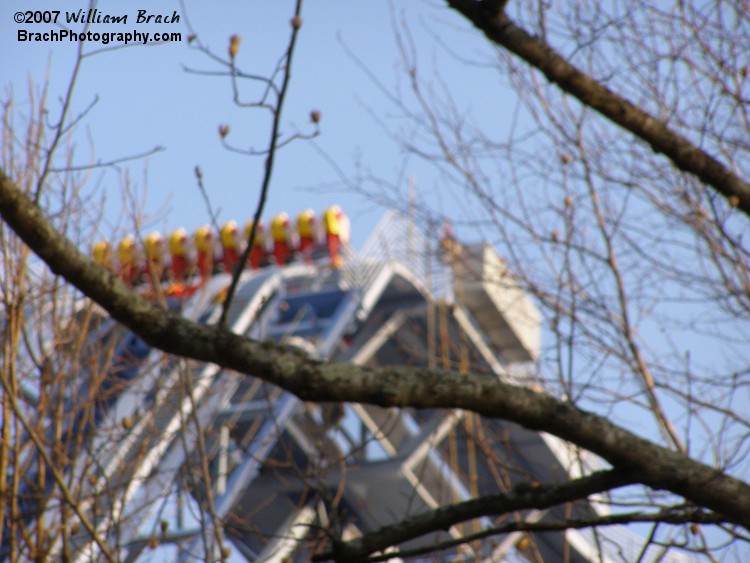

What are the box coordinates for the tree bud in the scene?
[229,34,241,59]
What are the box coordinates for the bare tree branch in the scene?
[445,0,750,217]
[218,0,306,326]
[316,469,634,561]
[2,168,750,533]
[48,146,165,173]
[349,508,730,563]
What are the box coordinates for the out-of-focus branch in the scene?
[0,356,115,562]
[48,146,165,173]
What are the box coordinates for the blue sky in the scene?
[5,2,745,442]
[5,2,750,559]
[2,0,503,249]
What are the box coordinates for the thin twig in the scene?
[48,146,164,173]
[218,0,305,327]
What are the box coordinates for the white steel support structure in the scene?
[16,211,690,563]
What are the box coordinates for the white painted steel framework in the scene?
[11,211,691,563]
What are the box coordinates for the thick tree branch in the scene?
[316,469,634,561]
[2,169,750,532]
[446,0,750,218]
